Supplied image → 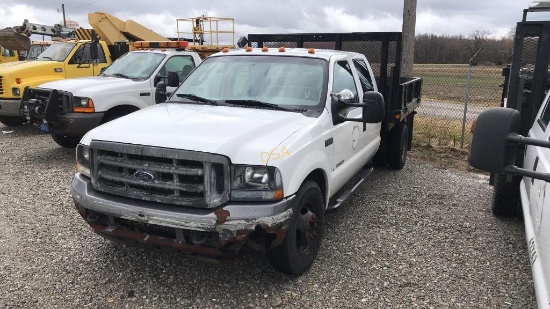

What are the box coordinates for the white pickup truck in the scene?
[20,44,201,147]
[468,4,550,307]
[70,33,422,275]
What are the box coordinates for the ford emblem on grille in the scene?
[134,170,155,182]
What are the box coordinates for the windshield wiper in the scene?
[224,99,293,111]
[175,93,224,106]
[111,73,132,79]
[39,56,53,60]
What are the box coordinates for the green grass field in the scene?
[413,64,504,105]
[411,64,503,148]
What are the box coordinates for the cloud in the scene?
[0,0,536,40]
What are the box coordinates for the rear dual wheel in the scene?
[388,123,409,170]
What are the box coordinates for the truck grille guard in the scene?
[89,141,231,208]
[20,87,72,122]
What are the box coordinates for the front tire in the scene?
[266,181,325,275]
[0,116,25,127]
[492,173,520,217]
[51,133,82,148]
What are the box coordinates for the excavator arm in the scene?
[0,19,77,50]
[0,12,167,52]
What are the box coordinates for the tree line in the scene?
[414,31,514,65]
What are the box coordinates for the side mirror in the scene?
[331,90,385,124]
[330,89,354,104]
[155,81,167,104]
[468,108,550,182]
[167,71,180,87]
[468,108,521,173]
[361,92,385,123]
[90,31,99,61]
[153,75,162,86]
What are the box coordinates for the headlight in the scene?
[73,96,95,113]
[231,165,283,201]
[12,87,20,96]
[76,144,91,177]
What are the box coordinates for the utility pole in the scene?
[62,4,67,26]
[401,0,417,77]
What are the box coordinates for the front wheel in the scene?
[51,133,82,148]
[266,181,325,275]
[0,116,25,127]
[492,173,520,217]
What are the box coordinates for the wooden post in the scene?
[401,0,417,77]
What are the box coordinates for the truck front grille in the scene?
[90,141,230,208]
[0,76,3,95]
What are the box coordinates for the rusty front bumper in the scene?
[71,173,295,258]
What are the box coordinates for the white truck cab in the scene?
[20,46,201,147]
[69,32,422,275]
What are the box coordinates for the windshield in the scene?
[172,55,327,109]
[27,44,49,60]
[102,52,166,79]
[37,43,76,62]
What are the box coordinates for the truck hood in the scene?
[0,60,61,75]
[38,76,139,95]
[82,103,316,165]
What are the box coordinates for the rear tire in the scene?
[266,181,325,275]
[492,173,520,217]
[0,116,25,127]
[388,123,409,170]
[51,133,82,148]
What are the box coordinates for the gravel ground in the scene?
[0,124,537,308]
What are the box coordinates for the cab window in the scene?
[1,47,15,57]
[158,56,196,82]
[68,43,106,64]
[353,59,374,92]
[539,95,550,130]
[332,60,358,102]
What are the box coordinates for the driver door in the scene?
[64,43,108,78]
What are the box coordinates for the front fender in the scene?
[92,94,151,112]
[268,122,333,204]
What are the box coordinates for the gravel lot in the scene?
[0,124,536,308]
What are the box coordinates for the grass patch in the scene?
[413,115,473,148]
[413,64,503,105]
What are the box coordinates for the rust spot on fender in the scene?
[214,208,230,224]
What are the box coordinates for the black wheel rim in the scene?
[295,203,319,254]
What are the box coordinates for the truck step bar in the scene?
[326,166,373,212]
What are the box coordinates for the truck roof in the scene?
[209,47,362,61]
[131,49,199,56]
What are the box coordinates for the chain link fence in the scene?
[413,64,505,148]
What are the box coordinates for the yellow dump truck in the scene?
[0,12,168,126]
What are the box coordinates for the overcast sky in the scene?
[0,0,535,41]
